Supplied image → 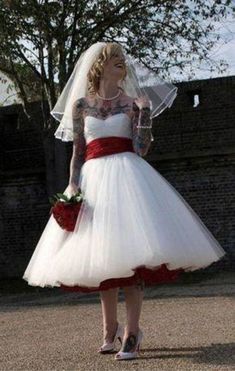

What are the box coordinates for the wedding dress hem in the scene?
[59,263,190,293]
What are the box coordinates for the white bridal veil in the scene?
[50,41,178,142]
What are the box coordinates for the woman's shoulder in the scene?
[74,96,86,105]
[73,96,88,111]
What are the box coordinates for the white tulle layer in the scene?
[23,151,226,288]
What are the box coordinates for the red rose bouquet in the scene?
[49,188,84,232]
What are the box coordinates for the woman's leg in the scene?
[99,287,119,342]
[122,280,144,338]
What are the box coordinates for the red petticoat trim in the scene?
[59,263,185,293]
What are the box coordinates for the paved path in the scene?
[0,272,234,371]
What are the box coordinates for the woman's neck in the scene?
[98,79,120,98]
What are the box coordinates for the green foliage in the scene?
[49,190,84,205]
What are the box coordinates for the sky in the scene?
[1,4,235,107]
[178,13,235,81]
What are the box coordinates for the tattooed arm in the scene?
[131,100,154,157]
[68,98,86,187]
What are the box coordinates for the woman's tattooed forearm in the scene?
[69,145,85,185]
[138,107,152,127]
[132,104,152,157]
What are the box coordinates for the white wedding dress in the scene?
[23,113,226,291]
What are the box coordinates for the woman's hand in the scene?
[63,182,78,198]
[134,96,151,110]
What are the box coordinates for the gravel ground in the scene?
[0,272,234,371]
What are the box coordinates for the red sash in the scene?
[85,136,135,161]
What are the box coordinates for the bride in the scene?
[23,41,226,361]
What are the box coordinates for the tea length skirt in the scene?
[22,151,226,292]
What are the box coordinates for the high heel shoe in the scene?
[114,328,143,360]
[97,322,124,354]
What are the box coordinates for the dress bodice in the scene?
[84,113,132,144]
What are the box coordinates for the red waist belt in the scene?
[85,136,135,161]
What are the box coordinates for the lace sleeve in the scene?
[131,101,154,157]
[69,98,86,185]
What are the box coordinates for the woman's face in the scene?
[101,49,126,81]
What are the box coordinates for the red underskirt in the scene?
[60,263,185,293]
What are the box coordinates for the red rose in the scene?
[49,190,84,232]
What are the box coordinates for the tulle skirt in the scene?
[22,151,226,292]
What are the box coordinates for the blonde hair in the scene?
[87,42,127,96]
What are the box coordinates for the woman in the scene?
[23,42,226,361]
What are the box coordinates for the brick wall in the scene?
[146,76,235,270]
[0,101,53,278]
